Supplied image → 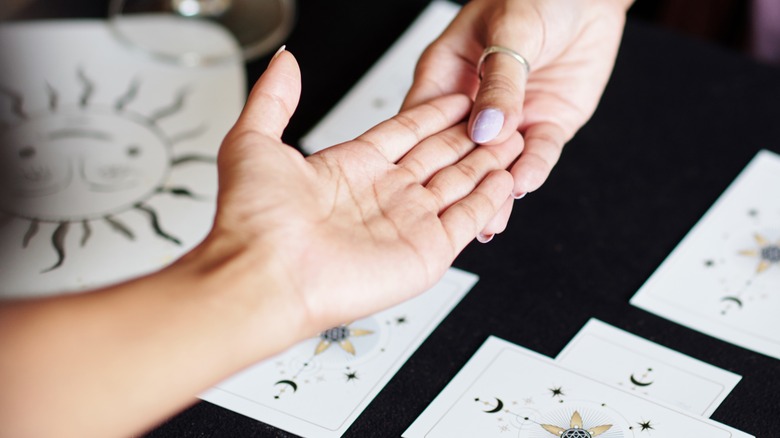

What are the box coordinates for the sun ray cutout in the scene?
[0,85,27,119]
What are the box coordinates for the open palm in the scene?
[212,51,515,332]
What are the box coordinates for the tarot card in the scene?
[0,20,244,297]
[630,150,780,359]
[200,268,478,438]
[299,0,460,154]
[556,319,741,417]
[404,336,752,437]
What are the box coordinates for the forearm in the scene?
[0,235,303,438]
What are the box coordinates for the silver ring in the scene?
[476,45,531,80]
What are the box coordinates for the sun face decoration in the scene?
[739,233,780,274]
[541,411,612,438]
[0,69,212,273]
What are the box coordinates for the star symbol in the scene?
[549,387,565,398]
[345,371,359,382]
[638,420,654,431]
[395,316,407,325]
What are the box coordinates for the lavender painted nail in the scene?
[471,108,504,143]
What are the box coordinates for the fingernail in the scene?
[477,233,494,244]
[512,192,527,200]
[471,108,504,143]
[270,45,286,64]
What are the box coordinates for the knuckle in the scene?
[459,201,480,224]
[393,113,426,140]
[480,72,521,103]
[455,160,481,182]
[428,183,446,207]
[438,129,467,159]
[256,89,293,120]
[404,156,428,180]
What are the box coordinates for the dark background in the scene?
[7,1,780,437]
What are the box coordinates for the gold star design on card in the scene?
[739,233,780,273]
[314,324,374,356]
[541,411,612,437]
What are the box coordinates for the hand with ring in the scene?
[403,0,633,238]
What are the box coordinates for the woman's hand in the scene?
[212,49,516,335]
[404,0,631,234]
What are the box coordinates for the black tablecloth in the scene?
[31,1,778,436]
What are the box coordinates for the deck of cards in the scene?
[401,150,779,438]
[404,327,748,437]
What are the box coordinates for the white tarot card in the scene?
[404,336,752,438]
[0,19,244,297]
[555,319,741,417]
[299,0,460,154]
[630,150,780,359]
[200,268,478,438]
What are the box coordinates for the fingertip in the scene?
[237,46,301,138]
[510,162,546,196]
[479,194,514,239]
[266,46,300,80]
[470,108,504,144]
[469,106,524,146]
[476,233,494,243]
[270,44,286,63]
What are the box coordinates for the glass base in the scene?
[108,0,296,66]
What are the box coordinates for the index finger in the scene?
[356,93,471,163]
[401,44,478,111]
[401,3,486,110]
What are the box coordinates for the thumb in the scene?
[469,43,531,145]
[233,47,302,139]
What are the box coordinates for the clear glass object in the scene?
[108,0,296,66]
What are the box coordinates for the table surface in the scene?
[17,1,780,436]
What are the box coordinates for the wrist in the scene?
[174,226,308,364]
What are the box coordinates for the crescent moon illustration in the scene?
[484,397,504,414]
[630,374,653,387]
[274,379,298,393]
[721,296,743,308]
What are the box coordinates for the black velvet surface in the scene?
[18,1,779,436]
